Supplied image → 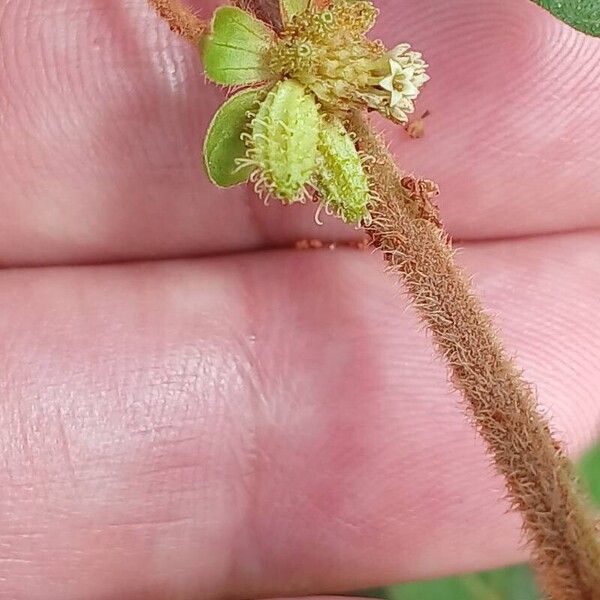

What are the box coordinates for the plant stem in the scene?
[350,111,600,599]
[147,0,206,44]
[146,1,600,597]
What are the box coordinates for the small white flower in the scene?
[388,43,412,61]
[379,59,420,106]
[372,44,429,122]
[389,44,430,87]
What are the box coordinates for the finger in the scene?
[379,0,600,241]
[1,0,599,266]
[1,232,599,599]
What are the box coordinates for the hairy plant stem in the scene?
[147,0,206,43]
[350,111,600,600]
[148,1,600,597]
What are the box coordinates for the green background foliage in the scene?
[357,443,600,599]
[532,0,600,36]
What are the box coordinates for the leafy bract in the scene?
[201,6,275,85]
[203,88,262,187]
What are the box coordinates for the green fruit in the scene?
[315,116,372,224]
[244,79,321,203]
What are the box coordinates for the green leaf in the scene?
[203,88,262,187]
[201,6,275,85]
[531,1,600,36]
[280,0,310,23]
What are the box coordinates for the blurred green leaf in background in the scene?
[357,565,538,600]
[531,0,600,36]
[580,443,600,504]
[357,442,600,599]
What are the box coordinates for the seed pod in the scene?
[243,79,320,203]
[315,117,372,224]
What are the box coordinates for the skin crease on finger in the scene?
[0,0,599,266]
[1,232,600,600]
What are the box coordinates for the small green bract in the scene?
[200,0,430,225]
[203,88,263,187]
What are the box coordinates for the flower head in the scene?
[371,44,430,123]
[200,0,429,223]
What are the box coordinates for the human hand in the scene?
[1,1,599,598]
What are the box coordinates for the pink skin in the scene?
[0,0,599,599]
